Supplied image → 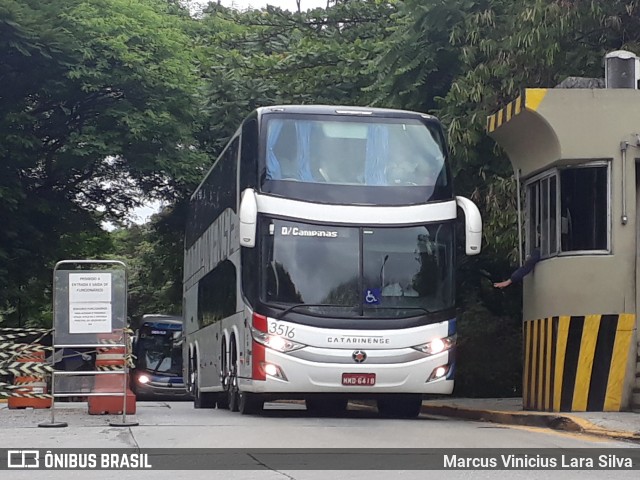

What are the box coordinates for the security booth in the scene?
[487,59,640,413]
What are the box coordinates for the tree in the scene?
[370,0,640,395]
[196,1,398,155]
[0,0,204,325]
[109,205,185,320]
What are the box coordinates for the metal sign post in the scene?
[39,259,137,428]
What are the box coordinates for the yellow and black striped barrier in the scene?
[486,88,548,133]
[523,314,636,412]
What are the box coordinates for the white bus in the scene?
[183,105,482,417]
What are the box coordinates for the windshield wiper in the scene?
[276,303,359,320]
[364,306,433,316]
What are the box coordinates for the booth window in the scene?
[525,163,609,257]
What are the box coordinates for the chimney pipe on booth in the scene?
[605,50,640,89]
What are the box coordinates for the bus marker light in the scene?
[252,313,268,333]
[252,341,266,381]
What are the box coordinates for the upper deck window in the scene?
[260,114,453,205]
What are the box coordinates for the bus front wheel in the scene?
[377,394,422,419]
[239,391,264,415]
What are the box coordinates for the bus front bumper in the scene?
[240,349,454,395]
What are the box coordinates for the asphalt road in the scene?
[1,400,638,479]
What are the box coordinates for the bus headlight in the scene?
[412,335,456,355]
[251,328,306,353]
[137,374,150,385]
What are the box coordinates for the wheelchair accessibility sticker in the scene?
[364,289,381,305]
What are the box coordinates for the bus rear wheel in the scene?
[216,387,229,410]
[227,341,240,412]
[377,394,423,419]
[228,366,239,412]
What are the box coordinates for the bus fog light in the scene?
[427,365,449,382]
[137,374,150,385]
[261,362,288,381]
[412,335,456,356]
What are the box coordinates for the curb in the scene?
[421,404,640,442]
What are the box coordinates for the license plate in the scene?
[342,373,376,386]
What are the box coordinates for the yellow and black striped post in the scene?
[523,314,635,412]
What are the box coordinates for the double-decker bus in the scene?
[183,105,482,417]
[131,314,189,399]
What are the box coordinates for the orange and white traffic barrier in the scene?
[8,350,52,409]
[88,338,135,415]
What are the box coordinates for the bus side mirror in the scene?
[239,188,258,248]
[456,196,482,255]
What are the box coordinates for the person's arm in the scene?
[493,278,512,289]
[494,249,541,289]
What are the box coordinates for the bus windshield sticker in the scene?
[279,226,338,238]
[364,288,381,305]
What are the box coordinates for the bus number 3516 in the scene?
[268,322,296,338]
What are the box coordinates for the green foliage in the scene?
[455,302,522,397]
[108,206,185,320]
[0,0,203,326]
[196,1,398,156]
[368,0,640,396]
[5,0,640,396]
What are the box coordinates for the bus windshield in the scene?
[260,218,454,318]
[136,328,182,376]
[260,115,452,204]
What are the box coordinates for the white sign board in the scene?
[68,273,113,334]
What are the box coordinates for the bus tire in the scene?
[228,365,239,412]
[239,391,264,415]
[305,398,348,416]
[193,363,216,409]
[217,341,230,409]
[227,340,240,412]
[194,389,216,409]
[216,391,229,409]
[377,394,422,419]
